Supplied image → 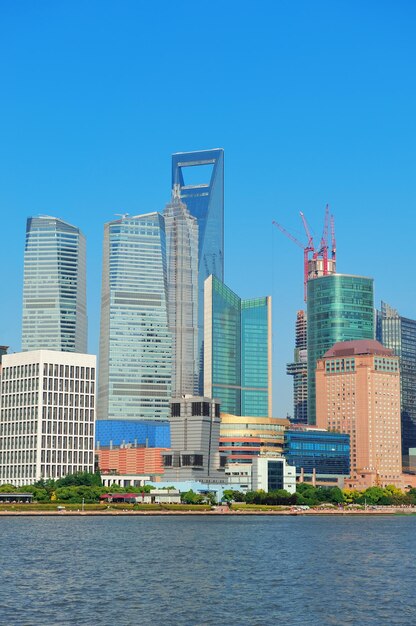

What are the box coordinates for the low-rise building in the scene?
[251,454,296,494]
[220,413,289,464]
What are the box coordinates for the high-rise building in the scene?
[286,310,308,423]
[307,274,374,424]
[316,340,402,488]
[204,275,272,417]
[97,213,171,422]
[376,301,416,466]
[162,396,225,482]
[22,216,87,353]
[0,350,96,486]
[164,185,199,396]
[172,149,224,391]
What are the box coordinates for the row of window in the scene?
[2,364,95,380]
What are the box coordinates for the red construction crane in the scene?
[272,206,337,302]
[272,219,314,301]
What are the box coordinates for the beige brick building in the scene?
[316,340,402,488]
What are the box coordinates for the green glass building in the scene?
[204,275,272,416]
[307,273,374,424]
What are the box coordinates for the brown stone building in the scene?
[316,340,402,488]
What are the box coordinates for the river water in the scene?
[1,515,416,625]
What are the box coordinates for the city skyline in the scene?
[1,2,416,417]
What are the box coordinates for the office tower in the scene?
[172,149,224,391]
[220,413,289,464]
[204,275,272,417]
[164,185,199,396]
[286,311,308,423]
[97,213,171,422]
[22,216,87,353]
[0,350,96,486]
[316,340,402,488]
[307,274,374,424]
[162,396,225,481]
[284,427,350,486]
[376,301,416,467]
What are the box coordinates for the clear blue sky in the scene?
[1,1,415,416]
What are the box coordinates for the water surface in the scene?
[1,515,415,625]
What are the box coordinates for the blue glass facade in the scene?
[284,429,350,476]
[307,274,374,424]
[172,149,224,392]
[204,276,272,416]
[95,419,170,448]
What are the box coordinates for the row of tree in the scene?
[222,483,416,506]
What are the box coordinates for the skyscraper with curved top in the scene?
[172,149,224,391]
[22,216,87,353]
[97,213,171,422]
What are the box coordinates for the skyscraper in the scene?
[204,275,272,417]
[172,149,224,391]
[286,310,308,423]
[307,273,374,424]
[97,213,171,422]
[376,301,416,466]
[316,340,402,488]
[22,216,87,353]
[164,185,199,396]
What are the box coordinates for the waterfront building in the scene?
[164,185,199,396]
[162,395,226,482]
[284,427,350,485]
[95,419,170,448]
[220,413,289,464]
[251,454,296,494]
[316,340,402,488]
[97,213,171,422]
[172,149,224,391]
[22,216,87,353]
[0,350,96,486]
[96,446,167,480]
[307,273,374,424]
[204,275,272,416]
[376,301,416,467]
[286,310,308,423]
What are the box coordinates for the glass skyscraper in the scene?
[164,185,199,396]
[97,213,171,422]
[22,216,87,353]
[172,149,224,392]
[376,301,416,465]
[307,273,374,424]
[204,275,272,417]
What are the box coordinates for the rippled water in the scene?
[1,515,416,625]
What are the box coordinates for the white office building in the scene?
[252,454,296,494]
[0,350,96,486]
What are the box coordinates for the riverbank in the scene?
[1,507,416,516]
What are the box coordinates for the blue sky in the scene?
[0,1,415,416]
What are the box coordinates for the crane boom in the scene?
[272,220,304,249]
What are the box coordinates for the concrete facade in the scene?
[0,350,96,486]
[163,395,226,482]
[251,455,296,494]
[316,340,402,488]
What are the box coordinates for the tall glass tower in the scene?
[286,310,308,423]
[204,275,272,417]
[376,301,416,465]
[164,185,199,396]
[307,273,374,424]
[172,149,224,392]
[97,213,171,422]
[22,216,87,353]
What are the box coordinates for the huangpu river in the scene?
[1,515,416,625]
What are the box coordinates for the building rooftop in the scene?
[323,339,394,358]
